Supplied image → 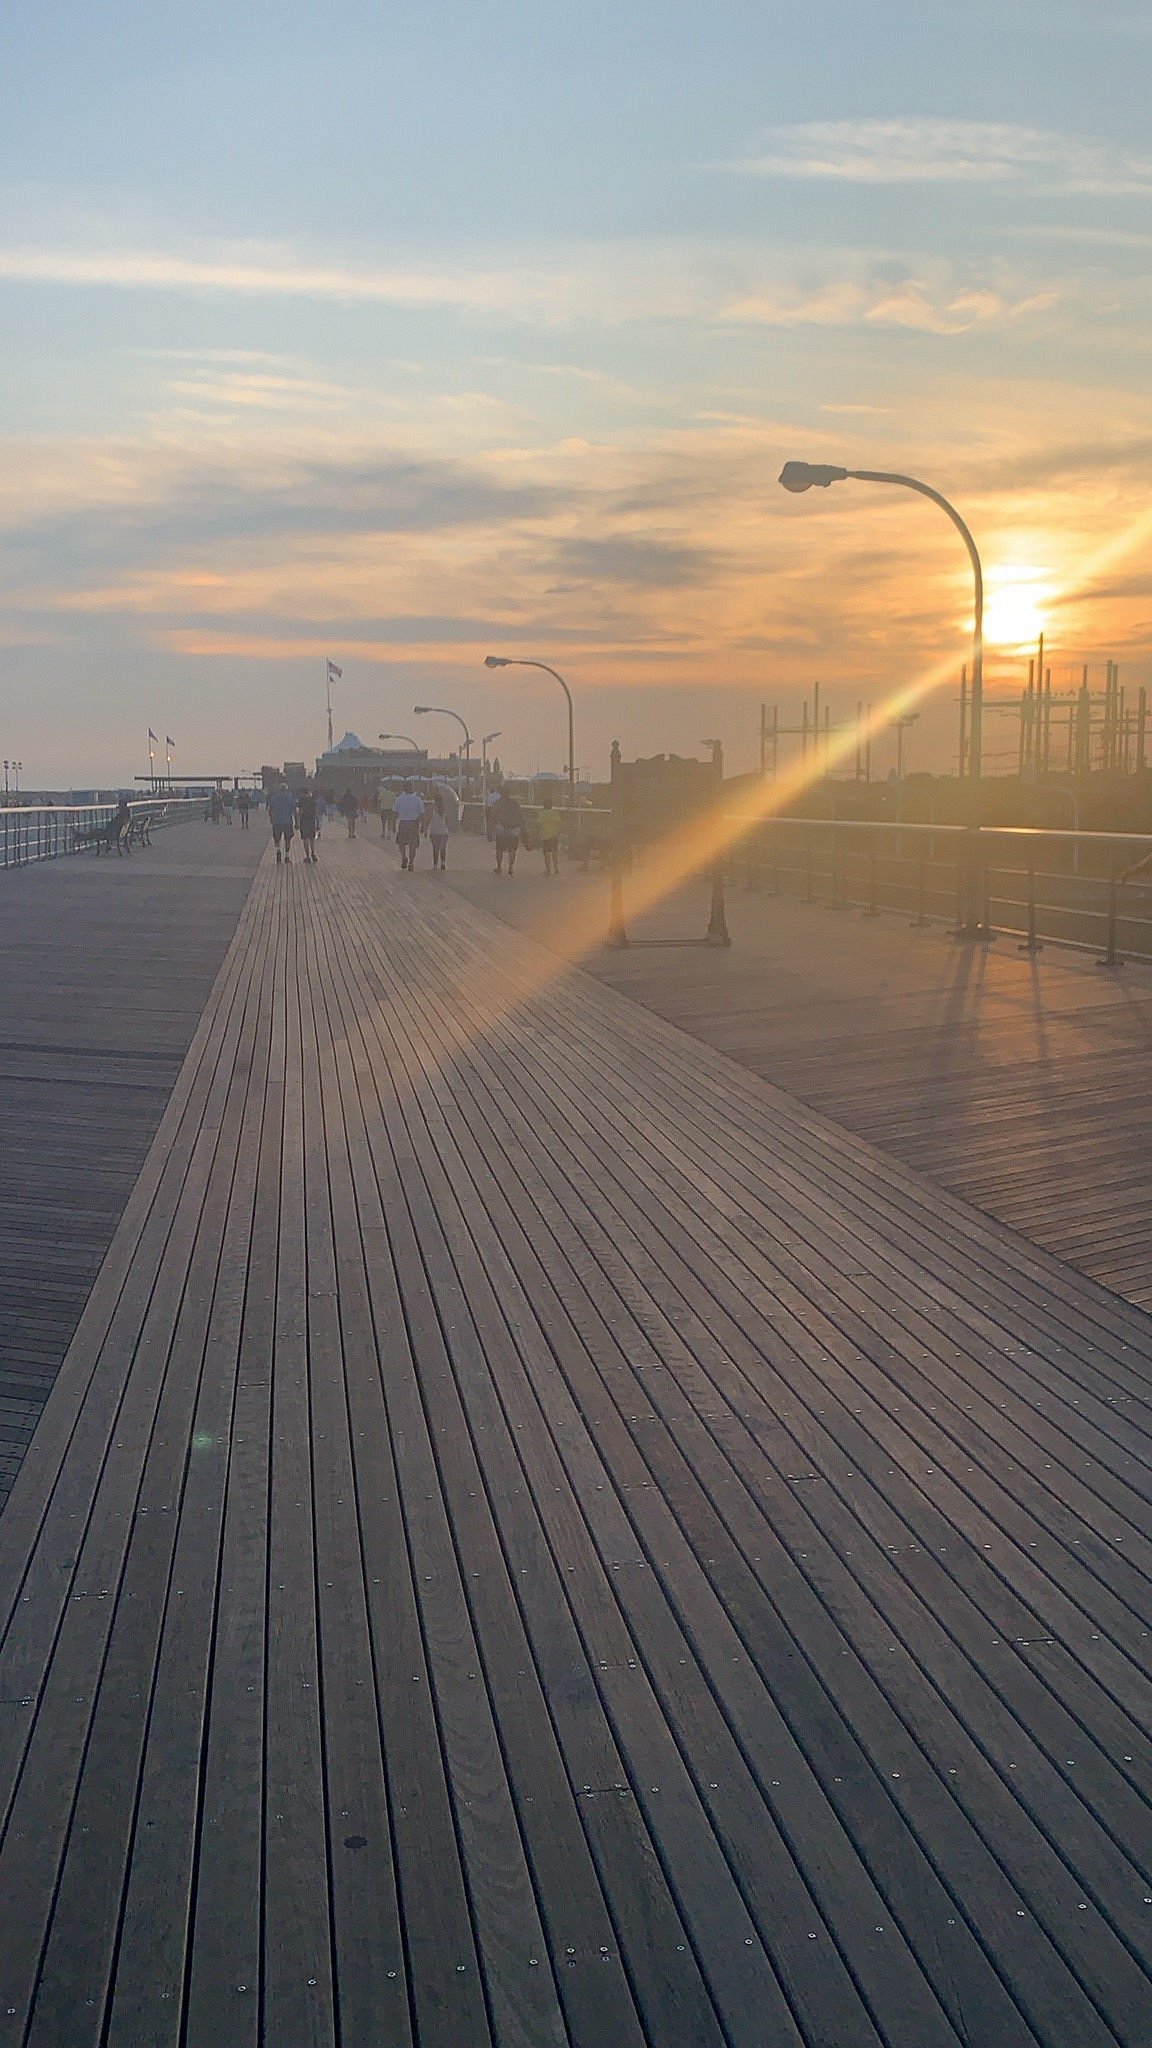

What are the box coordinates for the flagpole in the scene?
[148,731,155,792]
[326,661,334,752]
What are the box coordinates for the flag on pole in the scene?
[148,728,158,743]
[166,736,175,750]
[327,660,343,679]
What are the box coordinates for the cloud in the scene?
[723,276,1058,334]
[164,368,356,414]
[970,433,1152,490]
[0,238,708,325]
[0,243,527,309]
[550,534,720,589]
[0,444,560,587]
[736,119,1152,195]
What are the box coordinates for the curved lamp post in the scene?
[484,656,576,816]
[378,732,421,752]
[414,704,471,799]
[779,461,984,781]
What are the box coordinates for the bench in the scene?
[73,807,155,857]
[73,818,124,856]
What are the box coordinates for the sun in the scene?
[983,566,1051,650]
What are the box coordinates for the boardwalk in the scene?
[0,823,264,1506]
[0,836,1149,2045]
[445,841,1152,1312]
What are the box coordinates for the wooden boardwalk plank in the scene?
[0,823,265,1511]
[0,836,1146,2045]
[442,848,1152,1314]
[366,878,1144,2047]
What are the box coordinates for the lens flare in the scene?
[984,569,1050,649]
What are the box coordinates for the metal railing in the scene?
[0,796,207,870]
[727,815,1152,966]
[461,801,611,849]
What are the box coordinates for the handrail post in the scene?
[1018,863,1043,953]
[954,825,984,939]
[863,843,879,916]
[706,740,731,945]
[606,740,628,947]
[912,848,928,927]
[1096,863,1124,969]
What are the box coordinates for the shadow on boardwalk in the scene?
[0,836,1148,2046]
[443,830,1152,1314]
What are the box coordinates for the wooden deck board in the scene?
[0,822,265,1510]
[0,837,1147,2045]
[442,846,1152,1314]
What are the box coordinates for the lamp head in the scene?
[413,704,429,714]
[779,461,849,493]
[484,655,510,668]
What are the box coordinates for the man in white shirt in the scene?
[393,780,426,870]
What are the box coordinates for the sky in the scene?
[2,0,1151,788]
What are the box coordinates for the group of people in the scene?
[205,786,259,828]
[206,787,254,826]
[391,782,451,870]
[265,780,352,862]
[260,775,565,876]
[485,787,562,875]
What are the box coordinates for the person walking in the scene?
[493,788,522,874]
[393,780,425,871]
[428,789,450,869]
[538,792,561,875]
[339,786,359,838]
[297,786,319,863]
[268,781,297,864]
[237,787,251,829]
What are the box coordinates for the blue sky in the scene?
[2,0,1151,784]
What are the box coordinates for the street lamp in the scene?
[779,460,984,782]
[484,656,576,818]
[378,732,421,751]
[414,704,472,800]
[480,730,501,808]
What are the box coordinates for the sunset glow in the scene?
[983,569,1052,651]
[0,5,1147,785]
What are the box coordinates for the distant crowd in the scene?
[248,775,566,876]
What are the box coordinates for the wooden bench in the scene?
[73,808,156,856]
[72,817,124,856]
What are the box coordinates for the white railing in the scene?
[0,796,208,869]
